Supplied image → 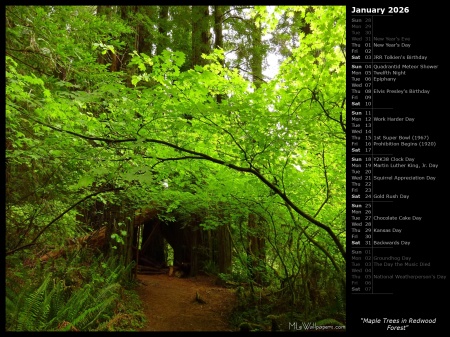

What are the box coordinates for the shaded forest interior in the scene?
[6,5,346,331]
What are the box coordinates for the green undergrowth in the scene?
[228,282,346,332]
[6,249,147,331]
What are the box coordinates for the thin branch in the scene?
[309,88,346,134]
[314,148,330,218]
[6,47,53,59]
[280,153,291,195]
[222,15,247,23]
[235,65,268,82]
[6,51,54,77]
[149,155,207,169]
[286,204,344,286]
[287,88,308,115]
[6,187,123,256]
[28,116,136,143]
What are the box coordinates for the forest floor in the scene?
[136,273,238,331]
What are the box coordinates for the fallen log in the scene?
[40,227,106,262]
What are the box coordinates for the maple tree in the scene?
[6,6,346,330]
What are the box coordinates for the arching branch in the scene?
[32,120,346,260]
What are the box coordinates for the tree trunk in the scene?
[218,225,232,274]
[190,227,199,277]
[250,15,263,89]
[96,6,112,67]
[191,6,211,67]
[156,6,169,56]
[213,6,223,51]
[247,213,266,284]
[213,6,225,103]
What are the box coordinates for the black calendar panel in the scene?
[347,4,447,335]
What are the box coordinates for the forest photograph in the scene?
[5,5,346,331]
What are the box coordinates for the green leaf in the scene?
[131,75,141,86]
[77,175,95,188]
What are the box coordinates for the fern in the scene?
[56,282,120,331]
[5,285,25,330]
[56,283,92,327]
[13,273,69,331]
[7,252,132,331]
[6,273,119,331]
[71,284,120,330]
[16,274,51,331]
[45,280,68,330]
[98,255,135,286]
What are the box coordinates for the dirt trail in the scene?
[136,273,237,331]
